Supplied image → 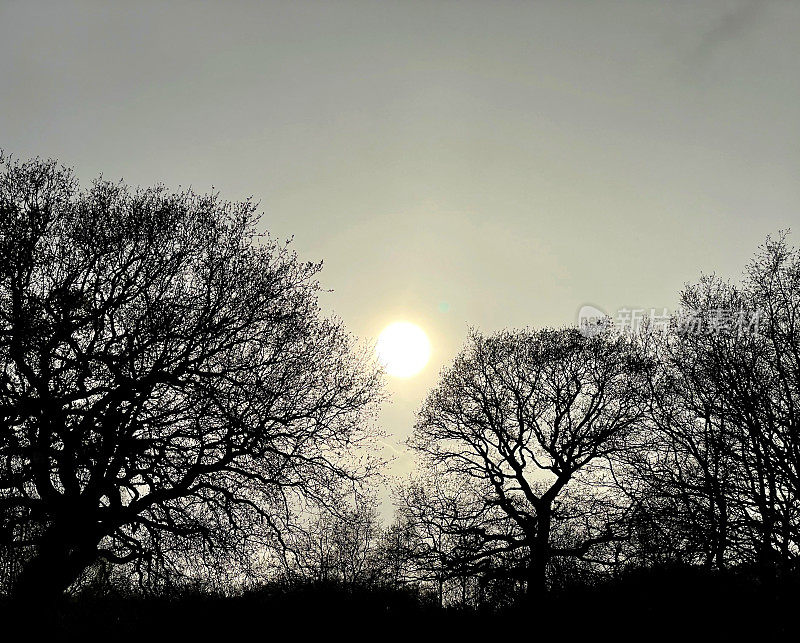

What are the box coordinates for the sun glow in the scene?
[376,321,431,378]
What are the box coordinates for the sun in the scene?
[376,321,432,378]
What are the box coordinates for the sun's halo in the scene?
[376,321,431,378]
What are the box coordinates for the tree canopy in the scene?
[0,154,383,599]
[409,326,651,595]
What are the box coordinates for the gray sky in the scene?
[2,0,798,482]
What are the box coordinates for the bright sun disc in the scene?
[376,321,431,378]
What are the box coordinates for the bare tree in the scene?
[0,155,383,600]
[371,515,427,592]
[622,317,743,571]
[395,472,507,606]
[408,327,650,598]
[636,234,800,579]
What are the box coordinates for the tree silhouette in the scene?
[0,155,383,600]
[622,318,742,570]
[409,327,651,598]
[395,472,504,606]
[626,233,800,581]
[290,492,383,588]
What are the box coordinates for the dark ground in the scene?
[2,568,797,641]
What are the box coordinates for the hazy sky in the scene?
[1,1,798,481]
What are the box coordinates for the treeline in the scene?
[1,156,799,620]
[266,231,800,610]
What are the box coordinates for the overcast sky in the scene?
[2,0,798,481]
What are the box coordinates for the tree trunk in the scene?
[715,511,728,570]
[14,522,99,602]
[526,508,551,601]
[757,502,777,590]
